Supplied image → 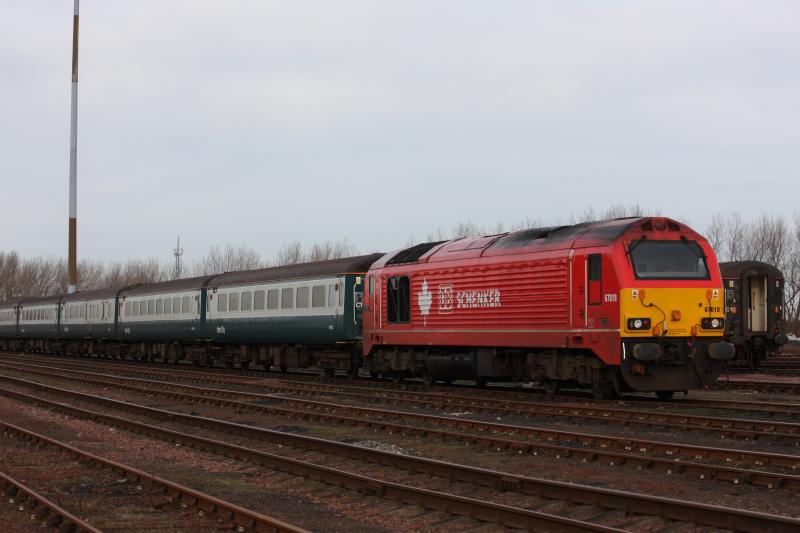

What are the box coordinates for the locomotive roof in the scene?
[209,254,384,287]
[377,217,672,267]
[719,261,784,279]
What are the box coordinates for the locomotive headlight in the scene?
[626,318,651,330]
[700,317,725,329]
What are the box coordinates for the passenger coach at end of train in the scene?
[719,261,788,369]
[361,217,734,399]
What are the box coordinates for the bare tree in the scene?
[274,241,304,266]
[705,212,800,332]
[192,244,263,275]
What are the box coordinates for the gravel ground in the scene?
[0,420,217,532]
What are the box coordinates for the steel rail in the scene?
[3,374,799,494]
[0,420,308,533]
[1,383,798,532]
[0,471,102,533]
[7,352,800,416]
[1,365,799,480]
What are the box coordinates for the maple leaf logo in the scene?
[418,279,432,316]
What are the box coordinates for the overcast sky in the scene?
[1,1,798,264]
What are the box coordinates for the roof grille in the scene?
[386,241,446,265]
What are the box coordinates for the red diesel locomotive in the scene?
[361,217,734,398]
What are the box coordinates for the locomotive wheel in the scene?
[391,372,404,384]
[422,372,435,386]
[542,379,561,396]
[369,371,380,379]
[655,390,675,400]
[323,367,335,378]
[347,366,359,380]
[476,377,489,388]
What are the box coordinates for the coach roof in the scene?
[209,254,384,288]
[120,275,219,297]
[720,261,784,279]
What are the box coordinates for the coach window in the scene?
[156,299,164,315]
[164,298,172,314]
[296,287,310,308]
[267,289,279,310]
[229,292,240,312]
[217,293,228,313]
[241,291,252,311]
[182,296,191,314]
[312,285,326,308]
[173,297,181,314]
[254,290,266,311]
[588,254,602,305]
[126,302,132,317]
[387,276,410,323]
[328,285,336,308]
[281,288,294,309]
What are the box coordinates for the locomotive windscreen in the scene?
[629,240,710,280]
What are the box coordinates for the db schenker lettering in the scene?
[456,289,501,309]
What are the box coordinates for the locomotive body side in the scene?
[362,217,731,396]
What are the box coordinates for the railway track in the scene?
[0,375,798,532]
[2,362,800,491]
[0,471,102,533]
[5,356,800,443]
[716,376,800,395]
[0,418,307,532]
[7,351,800,419]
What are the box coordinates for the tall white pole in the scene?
[68,0,79,294]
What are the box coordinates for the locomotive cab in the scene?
[615,221,733,397]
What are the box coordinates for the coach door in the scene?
[749,276,768,332]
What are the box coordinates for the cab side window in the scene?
[588,254,602,305]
